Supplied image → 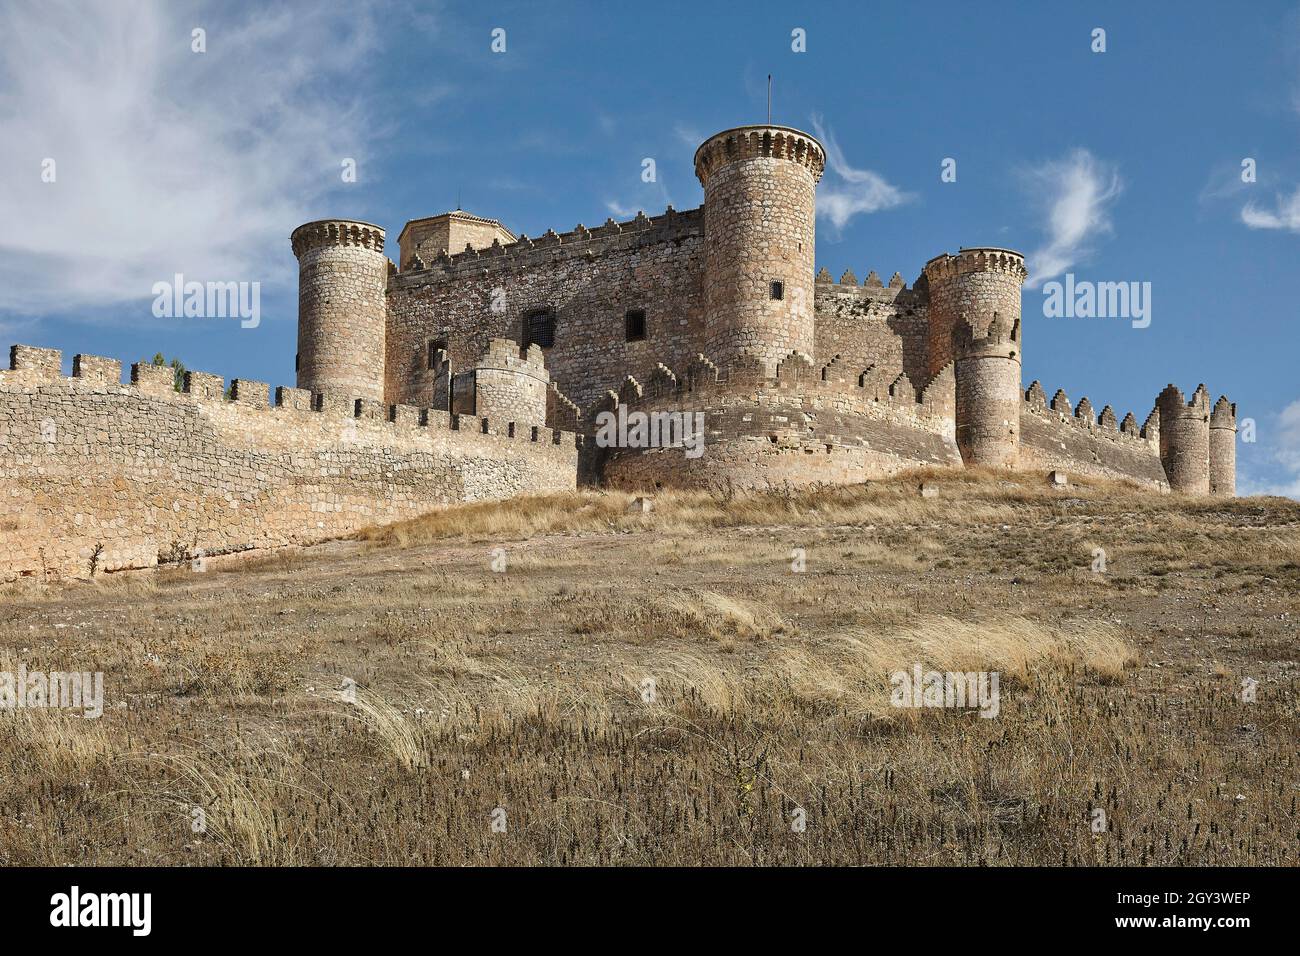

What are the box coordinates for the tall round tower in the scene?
[1209,395,1237,496]
[694,126,825,376]
[1156,384,1211,494]
[923,249,1028,468]
[291,219,388,402]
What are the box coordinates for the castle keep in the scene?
[0,125,1235,579]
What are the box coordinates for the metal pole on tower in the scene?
[767,74,772,125]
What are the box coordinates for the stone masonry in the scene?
[373,124,1234,496]
[0,123,1235,577]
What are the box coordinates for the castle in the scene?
[0,124,1235,580]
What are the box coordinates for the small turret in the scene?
[1156,384,1211,494]
[1209,395,1237,496]
[450,338,550,428]
[920,248,1028,379]
[953,307,1022,468]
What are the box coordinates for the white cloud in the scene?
[1020,149,1122,289]
[0,0,383,318]
[1238,399,1300,499]
[809,116,911,233]
[1241,185,1300,231]
[674,123,703,150]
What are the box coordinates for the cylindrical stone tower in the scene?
[694,126,825,377]
[1209,395,1237,496]
[953,309,1022,468]
[923,249,1027,468]
[1156,384,1211,494]
[291,219,388,402]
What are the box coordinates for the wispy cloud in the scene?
[1020,149,1122,289]
[809,115,911,234]
[0,0,383,318]
[1241,185,1300,231]
[1239,399,1300,499]
[674,123,703,151]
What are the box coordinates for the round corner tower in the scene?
[694,126,825,376]
[1156,384,1211,494]
[1209,395,1237,496]
[291,219,388,402]
[923,249,1027,468]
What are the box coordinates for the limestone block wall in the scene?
[695,126,825,376]
[813,276,931,388]
[1017,382,1167,489]
[0,346,577,581]
[385,208,705,415]
[600,351,959,491]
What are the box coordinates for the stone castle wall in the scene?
[1017,381,1168,489]
[600,351,959,491]
[0,346,576,581]
[385,208,706,416]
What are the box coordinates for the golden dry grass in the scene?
[0,469,1296,865]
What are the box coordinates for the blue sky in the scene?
[2,0,1298,494]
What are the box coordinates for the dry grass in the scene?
[0,469,1296,865]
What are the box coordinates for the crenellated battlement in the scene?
[290,219,386,257]
[1021,380,1153,448]
[921,247,1029,284]
[391,205,703,287]
[602,346,954,431]
[693,125,826,186]
[0,344,579,451]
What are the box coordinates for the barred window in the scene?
[770,280,784,300]
[524,309,556,349]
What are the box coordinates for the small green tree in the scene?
[142,353,187,392]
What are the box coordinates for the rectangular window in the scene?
[770,280,784,300]
[427,339,447,369]
[625,309,647,342]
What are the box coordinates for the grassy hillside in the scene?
[1,471,1296,865]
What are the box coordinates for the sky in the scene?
[1,0,1298,495]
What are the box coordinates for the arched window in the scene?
[524,309,556,349]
